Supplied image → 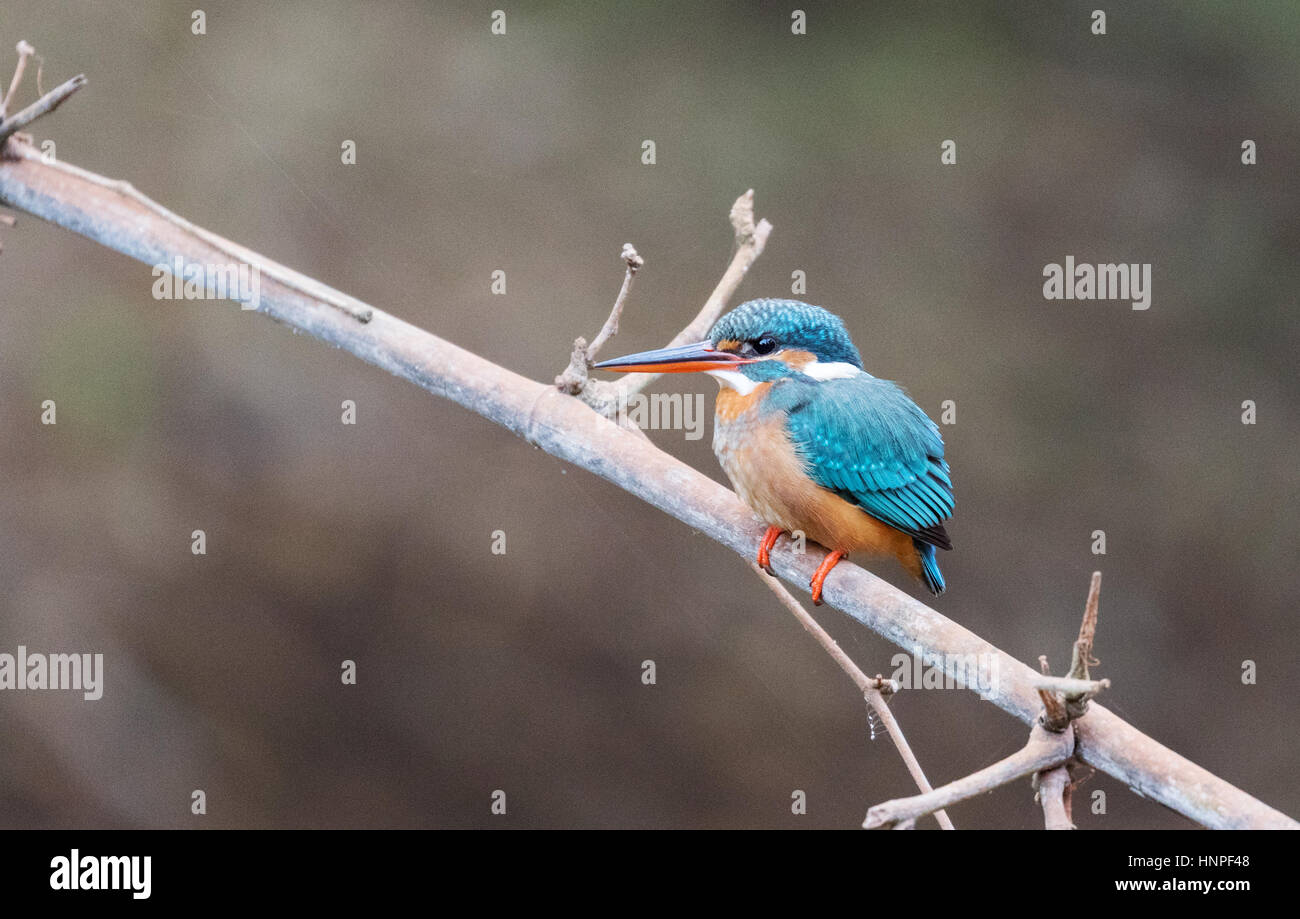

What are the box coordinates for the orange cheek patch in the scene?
[780,350,817,370]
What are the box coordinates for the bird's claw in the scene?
[756,525,783,577]
[809,550,846,607]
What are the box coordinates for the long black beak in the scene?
[593,340,752,374]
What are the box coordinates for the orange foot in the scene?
[756,525,783,576]
[810,550,846,606]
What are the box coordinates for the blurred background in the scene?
[0,0,1296,828]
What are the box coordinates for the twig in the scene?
[561,190,769,416]
[588,244,642,359]
[1037,655,1069,731]
[1038,573,1108,730]
[555,244,643,397]
[1,40,35,118]
[752,563,954,830]
[0,73,86,147]
[1037,764,1075,830]
[0,136,1294,830]
[1065,571,1102,719]
[864,723,1073,829]
[1033,675,1109,695]
[617,189,771,402]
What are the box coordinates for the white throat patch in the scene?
[705,369,760,395]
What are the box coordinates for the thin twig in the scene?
[753,563,954,830]
[588,244,642,359]
[565,190,770,415]
[0,73,86,146]
[1033,675,1109,695]
[864,723,1073,829]
[1037,654,1069,731]
[617,189,771,401]
[555,244,643,396]
[1,40,35,118]
[1065,571,1102,719]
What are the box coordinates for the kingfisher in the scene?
[594,299,953,604]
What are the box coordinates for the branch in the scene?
[1037,655,1069,731]
[1065,571,1102,719]
[865,723,1074,829]
[587,244,642,359]
[1039,572,1107,733]
[0,72,85,146]
[1,40,35,118]
[1037,764,1075,830]
[752,564,954,830]
[555,244,642,398]
[557,190,771,417]
[0,119,1293,830]
[1033,675,1109,696]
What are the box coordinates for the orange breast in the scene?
[713,391,919,574]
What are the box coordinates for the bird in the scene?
[594,298,953,605]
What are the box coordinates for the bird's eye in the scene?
[753,336,778,355]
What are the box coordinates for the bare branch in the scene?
[0,139,1293,830]
[752,564,954,830]
[864,723,1073,829]
[1037,764,1075,830]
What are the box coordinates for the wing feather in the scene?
[774,375,954,549]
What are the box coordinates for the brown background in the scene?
[1,0,1296,828]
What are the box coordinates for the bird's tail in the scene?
[914,539,946,596]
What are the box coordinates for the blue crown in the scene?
[709,299,863,368]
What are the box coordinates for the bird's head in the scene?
[594,299,863,392]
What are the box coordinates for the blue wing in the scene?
[773,375,954,549]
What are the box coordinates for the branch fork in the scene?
[554,189,772,417]
[1,41,85,151]
[863,573,1109,829]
